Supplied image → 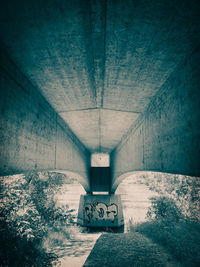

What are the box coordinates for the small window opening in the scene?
[91,153,110,167]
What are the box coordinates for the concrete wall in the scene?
[111,47,200,191]
[0,47,90,191]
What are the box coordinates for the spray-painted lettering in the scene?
[84,202,118,223]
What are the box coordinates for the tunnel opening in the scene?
[91,153,110,167]
[90,153,111,194]
[92,191,109,195]
[115,173,158,232]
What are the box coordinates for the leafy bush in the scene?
[0,171,76,266]
[146,196,184,223]
[129,172,200,221]
[0,211,55,266]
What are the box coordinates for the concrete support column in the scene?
[77,194,124,228]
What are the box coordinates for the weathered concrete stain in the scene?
[0,0,199,192]
[0,50,90,191]
[0,0,199,153]
[111,48,200,190]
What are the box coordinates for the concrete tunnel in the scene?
[0,0,200,227]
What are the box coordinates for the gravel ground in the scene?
[83,233,179,267]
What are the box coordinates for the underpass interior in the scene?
[0,0,200,266]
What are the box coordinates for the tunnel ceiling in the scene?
[0,0,199,153]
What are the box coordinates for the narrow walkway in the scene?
[83,233,179,267]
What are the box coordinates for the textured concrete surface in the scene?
[0,0,200,190]
[111,48,200,191]
[0,50,90,191]
[61,109,138,152]
[0,0,199,152]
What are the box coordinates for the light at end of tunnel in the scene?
[91,153,110,167]
[92,192,109,195]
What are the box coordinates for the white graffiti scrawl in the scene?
[84,202,118,223]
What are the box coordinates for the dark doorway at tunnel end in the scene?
[90,167,111,193]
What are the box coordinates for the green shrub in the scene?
[0,213,55,266]
[147,196,184,223]
[0,171,75,266]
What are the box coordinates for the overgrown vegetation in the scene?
[0,172,76,266]
[124,173,200,266]
[128,196,200,266]
[133,172,200,221]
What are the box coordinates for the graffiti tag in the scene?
[84,202,118,223]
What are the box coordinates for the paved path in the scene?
[83,233,179,267]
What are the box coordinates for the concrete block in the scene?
[77,194,124,227]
